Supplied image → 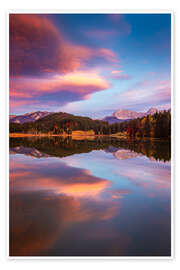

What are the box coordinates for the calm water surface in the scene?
[9,137,171,256]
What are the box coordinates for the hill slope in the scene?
[10,112,109,135]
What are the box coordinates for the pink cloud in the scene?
[86,30,118,40]
[10,90,33,98]
[10,14,117,77]
[110,189,131,199]
[10,71,110,110]
[155,80,171,101]
[9,99,35,109]
[98,48,117,63]
[9,14,118,112]
[111,70,123,74]
[10,72,109,94]
[111,73,131,80]
[115,78,171,109]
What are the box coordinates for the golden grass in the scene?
[71,130,95,136]
[9,130,96,138]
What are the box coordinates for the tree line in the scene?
[110,110,171,138]
[9,110,171,138]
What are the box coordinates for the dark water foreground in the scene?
[9,137,171,256]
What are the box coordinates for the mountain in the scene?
[103,116,129,124]
[113,109,144,120]
[146,107,159,115]
[10,111,52,124]
[10,108,160,125]
[104,107,159,123]
[113,107,158,120]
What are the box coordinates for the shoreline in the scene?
[9,133,170,141]
[9,133,106,138]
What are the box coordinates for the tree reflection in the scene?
[10,136,171,162]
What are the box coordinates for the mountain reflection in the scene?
[10,136,171,161]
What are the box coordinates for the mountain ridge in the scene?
[10,107,169,125]
[104,107,160,124]
[10,111,53,124]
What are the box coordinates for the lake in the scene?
[9,137,171,256]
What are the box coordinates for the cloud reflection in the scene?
[10,158,111,198]
[10,156,122,255]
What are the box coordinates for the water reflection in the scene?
[9,137,171,256]
[10,136,171,161]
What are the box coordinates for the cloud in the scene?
[110,189,131,199]
[9,99,36,110]
[10,72,110,94]
[9,14,119,112]
[107,14,131,34]
[124,79,171,103]
[113,78,171,111]
[10,71,110,110]
[84,15,131,41]
[111,73,131,80]
[86,30,118,40]
[10,14,117,77]
[110,70,131,80]
[111,70,123,74]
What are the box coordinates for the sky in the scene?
[9,13,171,118]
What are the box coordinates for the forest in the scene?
[9,110,171,139]
[110,110,171,138]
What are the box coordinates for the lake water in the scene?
[9,137,171,256]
